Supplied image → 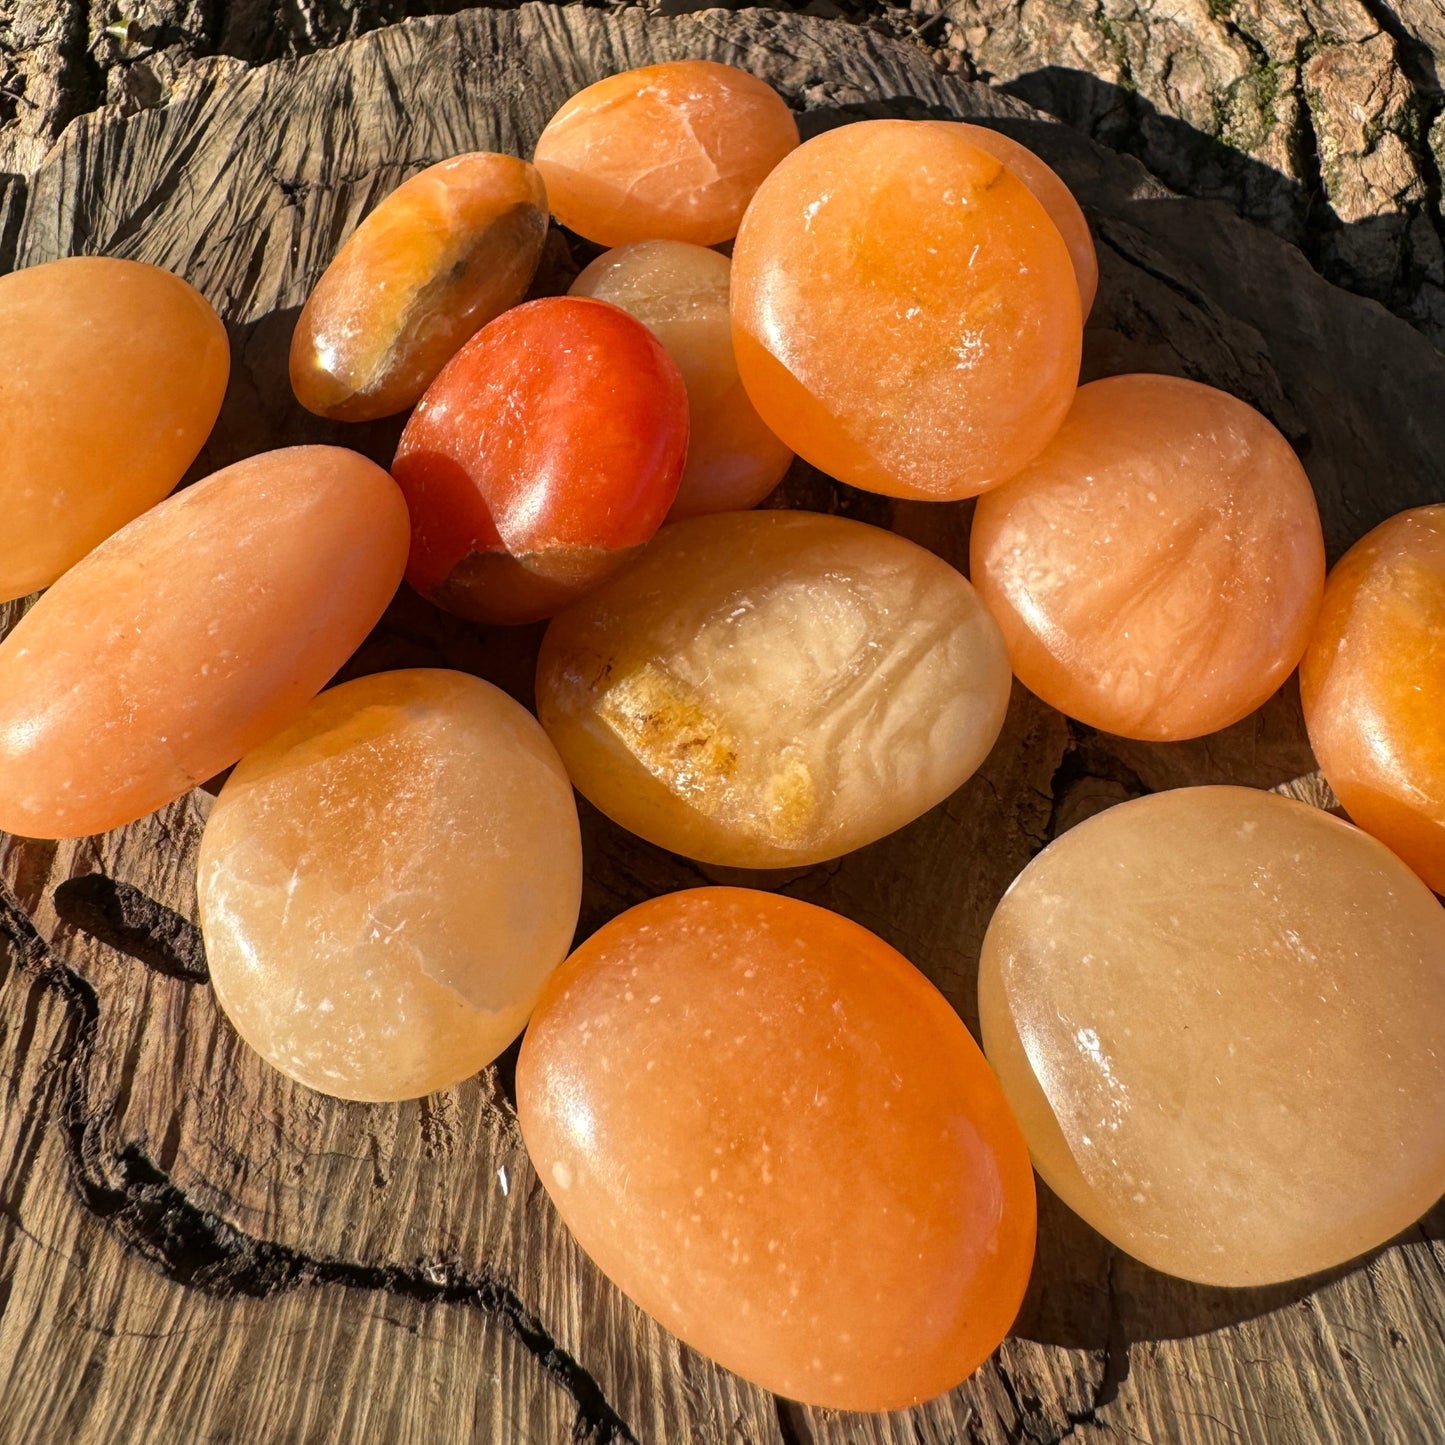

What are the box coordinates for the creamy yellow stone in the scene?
[979,786,1445,1286]
[536,511,1011,868]
[198,669,583,1101]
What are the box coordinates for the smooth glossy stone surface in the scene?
[731,119,1082,501]
[518,887,1035,1409]
[290,153,549,421]
[1301,506,1445,891]
[979,786,1445,1287]
[939,123,1097,313]
[533,61,799,247]
[0,447,408,839]
[971,374,1325,741]
[536,510,1011,867]
[0,256,229,602]
[570,241,793,520]
[392,296,688,624]
[199,669,582,1101]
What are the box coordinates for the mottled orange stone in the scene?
[518,887,1036,1409]
[971,374,1325,741]
[290,153,549,421]
[940,123,1097,313]
[730,119,1082,500]
[0,447,408,839]
[979,787,1445,1286]
[570,241,793,520]
[199,670,582,1101]
[1301,506,1445,892]
[533,61,799,247]
[0,256,229,603]
[536,510,1011,867]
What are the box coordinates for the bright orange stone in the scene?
[533,61,799,247]
[940,123,1097,314]
[290,153,549,421]
[570,241,793,520]
[199,669,582,1101]
[0,256,229,602]
[971,374,1325,741]
[0,447,408,839]
[517,887,1036,1410]
[730,119,1082,500]
[1301,506,1445,891]
[391,297,688,624]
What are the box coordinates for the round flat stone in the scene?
[979,786,1445,1286]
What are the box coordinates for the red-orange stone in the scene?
[517,887,1036,1410]
[391,297,689,624]
[1301,506,1445,891]
[533,61,799,247]
[731,119,1082,501]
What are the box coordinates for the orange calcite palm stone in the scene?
[979,787,1445,1286]
[971,374,1325,740]
[290,153,549,421]
[0,447,408,839]
[199,670,582,1101]
[730,119,1082,500]
[1301,506,1445,891]
[570,241,793,519]
[392,296,689,624]
[536,510,1011,867]
[941,123,1097,313]
[517,887,1036,1409]
[533,61,799,246]
[0,256,229,602]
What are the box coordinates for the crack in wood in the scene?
[0,882,637,1444]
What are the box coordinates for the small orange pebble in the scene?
[570,241,793,519]
[0,446,408,839]
[532,60,799,246]
[971,374,1325,741]
[1301,505,1445,891]
[937,122,1097,313]
[517,887,1036,1410]
[730,119,1082,501]
[0,256,229,603]
[289,153,549,421]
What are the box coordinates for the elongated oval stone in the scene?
[979,786,1445,1286]
[199,669,582,1101]
[290,153,549,421]
[535,510,1011,867]
[518,886,1036,1409]
[0,446,408,838]
[0,256,229,602]
[1301,505,1445,892]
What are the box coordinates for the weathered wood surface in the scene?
[2,6,1445,1443]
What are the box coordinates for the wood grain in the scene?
[1,7,1443,1443]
